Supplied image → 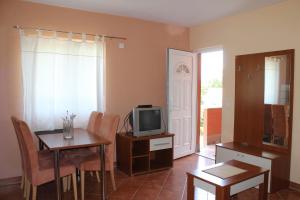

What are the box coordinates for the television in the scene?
[130,106,164,137]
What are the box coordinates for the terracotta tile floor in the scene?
[197,144,216,160]
[1,154,300,200]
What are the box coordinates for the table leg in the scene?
[100,144,106,200]
[54,150,62,200]
[259,172,269,200]
[38,139,43,150]
[187,174,194,200]
[216,186,230,200]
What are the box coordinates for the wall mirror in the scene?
[263,51,294,148]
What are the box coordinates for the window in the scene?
[20,30,105,131]
[264,57,280,104]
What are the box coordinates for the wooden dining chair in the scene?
[65,111,103,181]
[87,111,103,134]
[263,104,272,142]
[271,104,287,145]
[11,117,60,199]
[11,116,28,198]
[61,111,103,188]
[87,111,103,179]
[16,120,78,200]
[79,113,120,200]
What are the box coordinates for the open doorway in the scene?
[198,49,223,160]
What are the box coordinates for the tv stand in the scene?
[116,132,174,176]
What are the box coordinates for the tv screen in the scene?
[139,110,161,131]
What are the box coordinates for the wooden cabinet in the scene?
[215,49,294,193]
[216,143,290,193]
[234,54,265,146]
[116,133,174,176]
[234,49,294,152]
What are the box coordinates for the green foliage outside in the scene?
[201,79,222,104]
[200,79,222,129]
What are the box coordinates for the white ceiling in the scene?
[27,0,284,27]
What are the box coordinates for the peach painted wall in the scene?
[190,0,300,183]
[0,0,189,179]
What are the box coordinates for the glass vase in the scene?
[63,119,74,139]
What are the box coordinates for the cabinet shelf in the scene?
[150,148,172,170]
[132,154,149,158]
[132,140,149,157]
[132,156,149,174]
[116,132,174,176]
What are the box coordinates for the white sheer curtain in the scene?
[264,57,280,104]
[20,30,105,131]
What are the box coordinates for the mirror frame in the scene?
[261,49,294,154]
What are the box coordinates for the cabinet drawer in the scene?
[150,137,172,151]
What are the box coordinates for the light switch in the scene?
[118,42,125,49]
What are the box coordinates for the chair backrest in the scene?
[264,104,272,136]
[271,104,286,137]
[11,116,25,173]
[96,113,120,166]
[87,111,103,134]
[17,120,39,183]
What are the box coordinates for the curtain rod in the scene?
[13,25,127,40]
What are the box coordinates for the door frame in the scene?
[196,53,201,152]
[195,45,223,152]
[166,48,197,159]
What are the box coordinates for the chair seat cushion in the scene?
[38,150,52,160]
[38,150,73,161]
[79,153,111,171]
[64,148,96,168]
[33,151,76,186]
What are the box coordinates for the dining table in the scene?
[37,128,111,200]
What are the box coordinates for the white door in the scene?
[167,49,197,159]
